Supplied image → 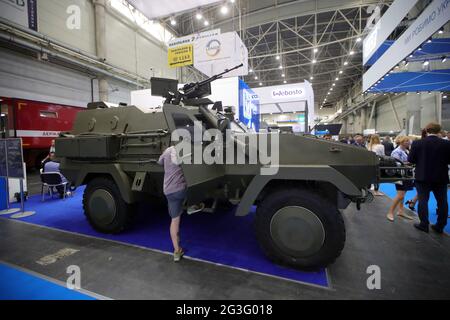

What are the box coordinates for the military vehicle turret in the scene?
[56,65,412,270]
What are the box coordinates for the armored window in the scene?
[172,113,194,129]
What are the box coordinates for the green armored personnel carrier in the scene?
[56,65,410,269]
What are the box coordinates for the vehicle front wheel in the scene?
[255,188,346,270]
[83,177,134,234]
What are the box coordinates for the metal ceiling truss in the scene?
[171,0,393,110]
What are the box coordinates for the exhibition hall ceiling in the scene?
[125,0,222,19]
[163,0,394,110]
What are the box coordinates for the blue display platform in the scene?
[0,187,328,288]
[380,184,450,234]
[0,263,95,300]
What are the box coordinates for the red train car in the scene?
[0,97,83,168]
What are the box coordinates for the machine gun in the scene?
[151,64,244,106]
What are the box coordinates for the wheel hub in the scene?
[270,206,325,257]
[89,189,117,226]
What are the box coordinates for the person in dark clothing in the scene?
[382,136,394,156]
[408,123,450,234]
[352,135,366,148]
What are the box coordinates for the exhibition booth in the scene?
[253,82,315,133]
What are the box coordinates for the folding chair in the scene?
[40,172,69,201]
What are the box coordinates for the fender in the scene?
[235,165,362,216]
[71,163,135,203]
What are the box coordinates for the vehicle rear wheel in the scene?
[255,188,346,270]
[83,177,134,234]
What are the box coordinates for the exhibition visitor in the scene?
[43,152,69,199]
[41,139,56,168]
[158,145,204,262]
[352,135,366,148]
[382,136,394,156]
[408,123,450,234]
[387,136,414,222]
[367,135,385,196]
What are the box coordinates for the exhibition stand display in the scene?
[253,82,315,133]
[0,138,34,217]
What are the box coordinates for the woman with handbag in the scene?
[387,136,414,222]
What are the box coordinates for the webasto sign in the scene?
[271,88,304,99]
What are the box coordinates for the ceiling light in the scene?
[310,76,314,80]
[427,38,432,43]
[444,95,448,99]
[442,56,447,63]
[276,55,280,60]
[279,65,283,69]
[204,20,209,26]
[170,18,176,26]
[282,73,285,77]
[312,59,317,64]
[339,70,343,74]
[254,76,258,80]
[356,37,362,42]
[410,54,414,58]
[220,5,229,14]
[418,47,422,51]
[332,83,336,86]
[423,60,430,66]
[283,80,287,84]
[314,48,318,53]
[230,0,235,3]
[349,51,355,55]
[439,28,444,34]
[344,61,348,66]
[259,82,263,86]
[249,68,253,73]
[335,78,339,81]
[195,12,203,20]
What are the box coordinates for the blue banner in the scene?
[238,79,260,132]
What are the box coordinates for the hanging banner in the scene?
[363,0,419,65]
[0,0,38,31]
[168,44,193,68]
[194,32,248,78]
[363,0,450,92]
[168,29,220,48]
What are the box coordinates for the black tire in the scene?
[83,177,134,234]
[255,188,346,270]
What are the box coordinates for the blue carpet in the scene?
[1,188,328,288]
[380,183,450,234]
[0,263,95,300]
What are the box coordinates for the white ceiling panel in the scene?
[126,0,222,19]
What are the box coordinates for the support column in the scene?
[341,117,348,135]
[405,94,421,135]
[94,0,108,102]
[360,107,367,133]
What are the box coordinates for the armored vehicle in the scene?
[56,65,412,270]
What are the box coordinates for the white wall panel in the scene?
[0,49,95,107]
[374,96,407,132]
[37,0,96,55]
[136,33,176,79]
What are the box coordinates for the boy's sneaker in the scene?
[174,249,184,262]
[187,203,205,215]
